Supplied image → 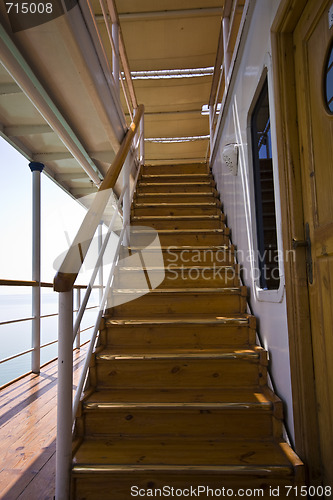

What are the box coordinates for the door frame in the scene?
[271,0,323,484]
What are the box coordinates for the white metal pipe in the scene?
[140,114,145,165]
[123,157,131,246]
[112,22,120,95]
[56,290,74,500]
[222,16,231,87]
[72,225,125,420]
[75,288,81,349]
[98,223,104,304]
[72,186,126,342]
[29,162,44,374]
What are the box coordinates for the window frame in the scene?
[247,62,285,303]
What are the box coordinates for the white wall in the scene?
[211,0,295,442]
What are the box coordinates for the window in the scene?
[325,41,333,113]
[251,78,280,290]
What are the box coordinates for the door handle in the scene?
[292,223,313,284]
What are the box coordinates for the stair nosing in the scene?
[130,228,226,234]
[134,202,220,207]
[83,401,272,411]
[110,287,243,294]
[116,265,235,271]
[96,351,259,361]
[132,215,222,220]
[106,317,249,326]
[72,464,293,475]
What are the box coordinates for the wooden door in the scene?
[294,0,333,486]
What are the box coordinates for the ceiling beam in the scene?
[0,82,22,95]
[56,172,90,181]
[0,23,102,185]
[5,124,53,136]
[33,152,75,162]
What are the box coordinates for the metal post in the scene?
[140,113,145,165]
[29,161,44,374]
[75,288,81,349]
[222,16,231,87]
[112,22,120,95]
[98,222,104,304]
[123,156,131,246]
[209,105,214,150]
[56,290,73,500]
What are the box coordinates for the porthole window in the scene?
[325,42,333,113]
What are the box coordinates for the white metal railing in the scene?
[208,0,248,153]
[95,0,138,120]
[0,280,96,388]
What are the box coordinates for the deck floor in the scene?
[0,347,87,500]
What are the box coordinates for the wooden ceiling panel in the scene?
[134,77,212,113]
[120,17,220,71]
[144,113,208,139]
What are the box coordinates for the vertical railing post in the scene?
[209,105,214,150]
[112,21,120,95]
[29,161,44,374]
[222,16,231,88]
[98,222,104,304]
[56,290,74,500]
[123,156,131,246]
[140,113,145,166]
[75,288,81,349]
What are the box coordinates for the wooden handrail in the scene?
[53,104,144,293]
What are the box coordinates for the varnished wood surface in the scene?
[0,346,87,500]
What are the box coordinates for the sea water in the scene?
[0,289,98,387]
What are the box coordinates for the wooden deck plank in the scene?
[0,346,87,499]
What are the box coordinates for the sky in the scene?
[0,136,87,287]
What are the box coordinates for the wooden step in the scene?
[137,181,215,193]
[142,163,209,175]
[107,287,247,316]
[131,214,225,230]
[93,347,267,389]
[140,173,211,184]
[72,438,303,500]
[113,264,239,288]
[79,387,283,439]
[102,314,256,348]
[119,245,235,266]
[134,192,218,204]
[132,202,221,216]
[129,228,230,247]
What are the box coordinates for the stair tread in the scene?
[83,388,275,407]
[141,174,210,178]
[131,228,226,234]
[126,244,232,250]
[134,202,219,206]
[139,182,213,186]
[110,287,245,294]
[132,215,223,220]
[136,192,215,196]
[105,313,253,326]
[95,347,262,361]
[72,438,297,469]
[117,265,234,271]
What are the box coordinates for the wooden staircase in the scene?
[71,163,304,499]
